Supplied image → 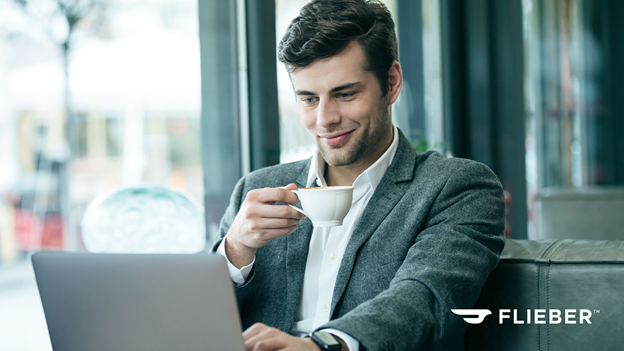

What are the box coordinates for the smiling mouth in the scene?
[320,130,354,146]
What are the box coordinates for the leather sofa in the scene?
[464,239,624,351]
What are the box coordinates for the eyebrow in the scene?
[294,82,362,96]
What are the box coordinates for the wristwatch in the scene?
[309,331,342,351]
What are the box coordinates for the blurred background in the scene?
[0,0,623,349]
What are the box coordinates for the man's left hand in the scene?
[243,323,320,351]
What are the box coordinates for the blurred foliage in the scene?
[408,129,447,153]
[9,0,111,44]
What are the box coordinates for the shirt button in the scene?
[330,253,337,260]
[322,305,330,312]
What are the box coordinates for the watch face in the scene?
[311,331,342,350]
[314,331,340,346]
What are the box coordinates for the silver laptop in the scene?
[32,252,245,351]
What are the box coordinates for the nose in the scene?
[316,98,341,128]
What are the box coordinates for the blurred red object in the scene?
[14,209,64,251]
[504,190,511,238]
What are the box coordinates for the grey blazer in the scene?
[212,129,506,350]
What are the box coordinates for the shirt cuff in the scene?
[321,328,360,351]
[215,236,255,285]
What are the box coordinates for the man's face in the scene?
[289,41,393,168]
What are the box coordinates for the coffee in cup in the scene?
[289,186,354,227]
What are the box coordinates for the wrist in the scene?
[223,235,256,268]
[303,337,322,351]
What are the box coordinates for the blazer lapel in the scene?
[331,131,418,311]
[283,160,314,330]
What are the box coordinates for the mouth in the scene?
[319,130,354,146]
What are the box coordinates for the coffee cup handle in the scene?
[288,189,307,216]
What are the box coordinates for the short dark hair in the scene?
[278,0,398,96]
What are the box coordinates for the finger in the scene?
[248,203,305,221]
[248,187,299,205]
[246,336,286,351]
[281,183,298,191]
[248,217,302,230]
[282,183,300,206]
[243,323,268,341]
[243,325,283,351]
[245,225,299,244]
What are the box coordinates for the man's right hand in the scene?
[225,183,305,269]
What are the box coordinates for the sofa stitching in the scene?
[536,262,551,351]
[536,264,540,351]
[547,264,551,351]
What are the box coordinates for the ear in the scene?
[386,61,403,105]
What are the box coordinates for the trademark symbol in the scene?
[593,310,600,314]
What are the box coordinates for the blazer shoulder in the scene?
[243,158,310,189]
[416,151,499,180]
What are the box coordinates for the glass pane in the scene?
[524,0,620,190]
[524,0,623,238]
[275,0,315,163]
[422,0,445,153]
[0,0,202,349]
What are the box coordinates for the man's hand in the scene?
[225,183,305,268]
[243,323,320,351]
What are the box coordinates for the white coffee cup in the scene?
[288,186,354,227]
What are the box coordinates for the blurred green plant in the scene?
[408,129,448,153]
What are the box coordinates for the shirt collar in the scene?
[306,125,400,202]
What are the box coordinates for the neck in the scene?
[324,126,394,186]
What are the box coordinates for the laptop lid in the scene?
[31,252,245,351]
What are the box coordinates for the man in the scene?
[212,0,506,350]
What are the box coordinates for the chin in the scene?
[316,132,368,167]
[319,148,358,167]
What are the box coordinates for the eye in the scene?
[337,92,354,99]
[301,97,317,104]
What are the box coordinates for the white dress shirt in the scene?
[217,126,399,351]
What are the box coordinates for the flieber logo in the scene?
[452,309,594,325]
[451,309,492,324]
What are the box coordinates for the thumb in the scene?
[282,183,298,190]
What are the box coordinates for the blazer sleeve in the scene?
[320,160,506,351]
[211,176,247,252]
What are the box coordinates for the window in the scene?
[0,0,202,349]
[524,0,624,238]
